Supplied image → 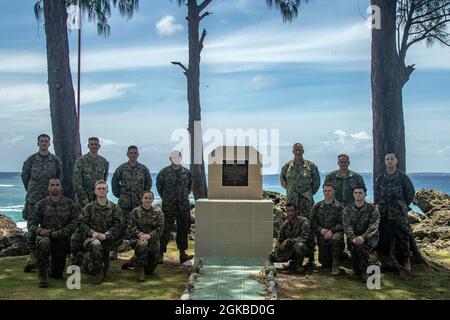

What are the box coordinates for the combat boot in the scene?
[136,266,145,282]
[331,259,340,276]
[93,269,104,285]
[145,264,157,275]
[121,255,136,270]
[39,273,48,288]
[24,249,37,273]
[295,255,306,274]
[179,251,194,264]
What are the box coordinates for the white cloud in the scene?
[250,75,273,90]
[0,82,137,112]
[2,21,449,74]
[316,129,373,156]
[99,137,117,147]
[1,133,24,145]
[350,131,371,140]
[155,15,183,36]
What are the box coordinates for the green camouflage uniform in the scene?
[79,200,122,273]
[310,200,345,268]
[280,159,320,217]
[128,206,164,271]
[280,159,320,262]
[112,162,152,217]
[156,165,192,254]
[72,154,109,209]
[374,170,415,261]
[21,152,62,219]
[28,196,77,277]
[71,154,109,255]
[271,216,310,268]
[324,170,365,207]
[343,202,380,275]
[21,152,62,250]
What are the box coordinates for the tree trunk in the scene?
[372,0,429,268]
[186,0,208,200]
[43,0,81,199]
[371,0,406,186]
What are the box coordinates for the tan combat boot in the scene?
[331,260,340,276]
[136,266,145,282]
[24,250,37,273]
[93,269,104,285]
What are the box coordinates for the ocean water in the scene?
[1,172,449,225]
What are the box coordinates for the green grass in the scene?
[277,248,450,300]
[0,241,194,300]
[2,242,449,300]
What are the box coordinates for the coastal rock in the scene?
[263,191,287,238]
[413,189,450,215]
[412,189,450,250]
[0,214,23,237]
[0,215,28,257]
[407,210,424,225]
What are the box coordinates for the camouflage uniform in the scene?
[21,152,62,251]
[72,154,109,209]
[280,159,320,262]
[280,159,320,217]
[374,170,415,262]
[271,216,310,269]
[28,197,77,277]
[79,200,122,273]
[71,154,109,255]
[128,206,164,273]
[112,162,152,222]
[156,165,192,254]
[310,200,345,268]
[324,170,365,207]
[343,202,380,275]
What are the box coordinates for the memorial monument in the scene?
[195,146,273,258]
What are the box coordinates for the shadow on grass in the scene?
[276,248,450,300]
[0,241,194,300]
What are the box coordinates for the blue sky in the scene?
[0,0,449,173]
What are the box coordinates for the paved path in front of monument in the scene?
[190,258,265,300]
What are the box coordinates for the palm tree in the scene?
[371,0,449,180]
[33,0,139,198]
[266,0,307,22]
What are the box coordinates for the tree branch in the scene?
[410,2,449,24]
[199,28,207,51]
[171,61,188,76]
[407,18,450,49]
[198,0,213,13]
[200,11,212,21]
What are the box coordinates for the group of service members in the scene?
[273,143,415,282]
[21,136,415,288]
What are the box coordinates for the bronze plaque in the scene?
[222,160,248,186]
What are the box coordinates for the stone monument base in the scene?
[195,199,273,258]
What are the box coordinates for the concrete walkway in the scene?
[191,258,266,300]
